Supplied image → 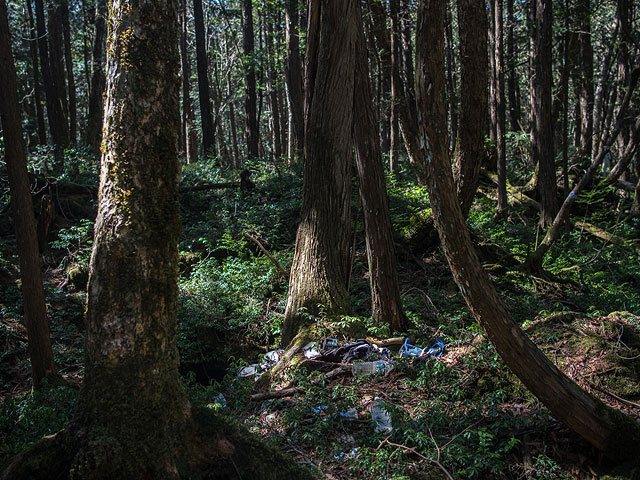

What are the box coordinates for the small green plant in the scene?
[50,219,94,271]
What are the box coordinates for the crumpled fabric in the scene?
[316,339,392,364]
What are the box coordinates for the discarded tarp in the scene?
[238,349,285,380]
[315,339,392,364]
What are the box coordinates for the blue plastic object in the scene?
[399,337,445,358]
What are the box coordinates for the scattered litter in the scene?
[265,413,277,423]
[334,447,360,461]
[370,397,393,433]
[303,341,321,359]
[238,349,284,381]
[313,405,329,414]
[399,337,445,359]
[317,339,392,364]
[322,338,339,349]
[206,393,227,410]
[352,360,394,377]
[336,408,359,421]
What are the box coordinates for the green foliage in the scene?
[0,384,77,470]
[50,218,94,271]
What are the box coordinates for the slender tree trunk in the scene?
[416,0,640,461]
[180,0,197,163]
[284,0,304,162]
[615,0,632,162]
[193,0,215,156]
[494,0,507,215]
[453,0,488,219]
[488,0,497,144]
[265,19,282,159]
[389,0,401,172]
[506,0,520,131]
[530,0,557,227]
[577,0,594,160]
[282,0,355,346]
[26,0,47,145]
[591,24,617,163]
[34,0,66,165]
[353,2,408,333]
[445,1,458,149]
[61,0,76,143]
[0,0,57,390]
[86,0,106,153]
[242,0,259,160]
[48,0,69,142]
[526,67,639,272]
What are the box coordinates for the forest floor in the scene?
[1,158,640,479]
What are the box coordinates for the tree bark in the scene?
[242,0,259,161]
[494,0,507,215]
[444,1,458,148]
[353,2,408,333]
[0,0,57,390]
[506,0,520,131]
[26,0,47,145]
[453,0,488,219]
[415,0,640,461]
[180,0,198,163]
[576,0,594,160]
[389,0,401,172]
[47,0,69,143]
[193,0,215,156]
[61,0,76,143]
[85,0,106,153]
[282,0,356,346]
[529,0,557,227]
[284,0,304,162]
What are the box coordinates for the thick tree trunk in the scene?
[193,0,215,156]
[453,0,488,219]
[530,0,557,227]
[415,0,640,461]
[353,3,408,333]
[284,0,304,161]
[389,0,401,172]
[26,0,47,145]
[242,0,259,161]
[282,0,355,346]
[85,0,106,153]
[0,0,57,391]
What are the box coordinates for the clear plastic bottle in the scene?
[351,360,393,376]
[370,397,393,433]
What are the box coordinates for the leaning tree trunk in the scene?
[281,0,356,346]
[453,0,488,219]
[353,2,408,333]
[0,0,57,390]
[416,0,640,461]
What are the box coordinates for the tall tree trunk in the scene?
[615,0,632,162]
[34,0,66,165]
[488,0,497,144]
[265,18,282,159]
[591,24,617,163]
[26,0,47,145]
[444,1,458,148]
[227,68,241,169]
[282,0,355,346]
[193,0,215,156]
[284,0,304,162]
[180,0,198,163]
[415,0,640,461]
[494,0,507,215]
[530,0,557,227]
[389,0,401,172]
[576,0,594,160]
[506,0,520,131]
[242,0,258,160]
[85,0,106,153]
[0,0,57,390]
[61,0,76,143]
[47,0,69,143]
[353,2,408,333]
[453,0,488,219]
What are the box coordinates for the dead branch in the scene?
[243,233,289,278]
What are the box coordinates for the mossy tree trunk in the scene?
[353,3,408,333]
[0,0,58,390]
[415,0,640,461]
[281,0,356,346]
[71,0,188,476]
